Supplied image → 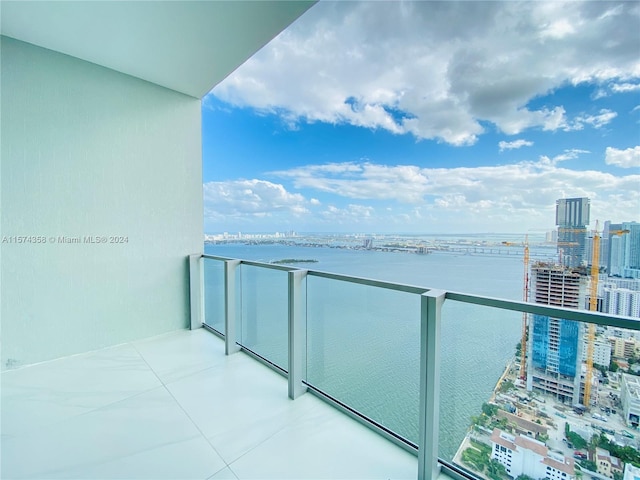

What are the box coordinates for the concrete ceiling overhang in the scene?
[0,0,316,99]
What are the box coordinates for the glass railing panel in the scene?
[306,274,421,444]
[438,300,522,477]
[203,257,225,335]
[439,300,639,480]
[239,264,289,371]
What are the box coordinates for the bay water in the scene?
[205,242,529,460]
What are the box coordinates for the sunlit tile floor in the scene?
[1,328,427,479]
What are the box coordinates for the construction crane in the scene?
[582,224,629,408]
[502,236,530,381]
[583,221,599,408]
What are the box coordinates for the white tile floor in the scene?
[1,328,424,479]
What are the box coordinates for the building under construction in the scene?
[527,262,588,404]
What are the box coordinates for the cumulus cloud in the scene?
[203,179,308,218]
[266,158,639,230]
[499,139,534,152]
[209,1,639,145]
[611,83,640,93]
[566,109,618,131]
[272,163,430,203]
[605,146,640,168]
[204,156,639,232]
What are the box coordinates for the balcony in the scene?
[3,253,638,479]
[1,328,419,479]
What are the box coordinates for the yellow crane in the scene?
[502,236,530,381]
[583,222,599,408]
[583,224,629,407]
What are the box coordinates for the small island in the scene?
[270,259,319,265]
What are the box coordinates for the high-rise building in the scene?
[606,221,640,278]
[603,287,640,318]
[527,263,587,404]
[556,197,590,267]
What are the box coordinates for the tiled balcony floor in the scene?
[1,328,426,479]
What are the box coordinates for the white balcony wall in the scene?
[1,37,203,370]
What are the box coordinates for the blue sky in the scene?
[202,1,640,234]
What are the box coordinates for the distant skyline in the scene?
[202,1,640,234]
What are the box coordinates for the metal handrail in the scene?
[196,253,640,480]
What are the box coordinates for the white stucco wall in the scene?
[1,37,203,369]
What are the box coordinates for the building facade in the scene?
[593,447,624,479]
[527,264,586,404]
[582,339,612,367]
[621,374,640,427]
[556,197,590,268]
[491,428,575,480]
[608,336,639,359]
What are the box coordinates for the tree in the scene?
[499,380,515,393]
[567,431,587,450]
[610,360,619,372]
[515,475,535,480]
[461,447,486,472]
[482,403,499,417]
[487,459,508,480]
[471,415,488,427]
[580,460,598,472]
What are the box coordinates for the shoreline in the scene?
[452,358,516,466]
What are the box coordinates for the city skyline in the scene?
[203,1,639,234]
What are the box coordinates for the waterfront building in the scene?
[490,428,575,480]
[593,447,624,479]
[556,197,590,268]
[621,374,640,427]
[527,263,587,404]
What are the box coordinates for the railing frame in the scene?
[198,253,640,480]
[418,289,445,480]
[188,254,204,330]
[288,269,308,399]
[224,259,241,355]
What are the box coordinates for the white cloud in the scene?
[605,146,640,168]
[272,163,430,203]
[539,149,590,165]
[611,83,640,93]
[499,139,534,152]
[209,1,640,145]
[203,179,309,218]
[204,156,639,232]
[266,158,639,231]
[567,109,618,130]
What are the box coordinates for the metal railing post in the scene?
[418,289,445,480]
[288,269,308,399]
[188,254,204,330]
[225,260,241,355]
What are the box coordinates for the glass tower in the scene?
[556,197,590,268]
